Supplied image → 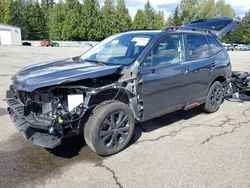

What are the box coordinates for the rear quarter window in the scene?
[186,35,210,61]
[207,36,224,55]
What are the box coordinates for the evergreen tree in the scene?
[114,0,132,33]
[80,0,102,41]
[132,1,165,30]
[9,0,29,39]
[25,0,47,39]
[48,1,67,40]
[154,10,164,29]
[100,0,116,38]
[132,9,145,29]
[143,0,155,29]
[167,6,182,26]
[40,0,55,38]
[61,0,81,40]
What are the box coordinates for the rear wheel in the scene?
[203,81,223,113]
[84,101,135,156]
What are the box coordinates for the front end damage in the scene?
[6,62,143,149]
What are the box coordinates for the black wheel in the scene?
[84,101,135,156]
[203,81,223,113]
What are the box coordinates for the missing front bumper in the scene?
[6,96,62,149]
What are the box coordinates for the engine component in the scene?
[225,71,250,102]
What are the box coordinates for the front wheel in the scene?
[84,101,135,156]
[202,81,223,113]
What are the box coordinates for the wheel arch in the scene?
[205,75,227,96]
[88,88,131,108]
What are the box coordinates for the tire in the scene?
[84,101,135,156]
[202,81,223,113]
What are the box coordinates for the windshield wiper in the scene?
[83,59,106,65]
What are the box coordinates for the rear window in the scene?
[207,36,223,55]
[186,35,210,61]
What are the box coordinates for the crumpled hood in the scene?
[12,57,122,92]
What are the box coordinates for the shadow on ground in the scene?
[0,107,202,187]
[131,107,203,145]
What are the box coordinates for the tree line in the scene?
[0,0,249,44]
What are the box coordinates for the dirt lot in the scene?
[0,46,249,188]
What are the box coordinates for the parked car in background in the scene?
[222,43,234,51]
[6,17,239,156]
[40,39,59,47]
[245,45,250,50]
[22,41,31,46]
[235,44,249,51]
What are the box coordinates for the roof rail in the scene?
[163,25,212,34]
[163,26,181,31]
[179,26,212,34]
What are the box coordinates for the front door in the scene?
[141,34,189,120]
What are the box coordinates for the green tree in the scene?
[80,0,102,41]
[0,0,11,23]
[9,0,29,39]
[132,1,165,30]
[143,0,155,29]
[40,0,55,38]
[25,0,47,39]
[48,1,67,40]
[215,0,235,17]
[61,0,81,40]
[132,9,145,29]
[179,0,201,24]
[166,5,182,26]
[200,0,216,18]
[169,0,235,26]
[114,0,132,33]
[100,0,116,38]
[154,10,165,29]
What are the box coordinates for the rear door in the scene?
[182,17,240,37]
[185,34,212,103]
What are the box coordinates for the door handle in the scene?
[151,68,155,73]
[211,62,216,67]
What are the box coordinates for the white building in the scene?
[0,23,22,45]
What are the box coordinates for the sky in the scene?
[99,0,250,18]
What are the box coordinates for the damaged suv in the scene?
[6,17,239,156]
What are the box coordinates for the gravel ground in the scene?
[0,46,249,188]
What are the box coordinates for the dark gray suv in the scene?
[6,17,239,156]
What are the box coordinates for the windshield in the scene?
[80,33,153,65]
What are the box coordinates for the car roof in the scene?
[124,29,213,37]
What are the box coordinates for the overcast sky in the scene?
[99,0,250,18]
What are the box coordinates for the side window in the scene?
[186,35,210,61]
[143,35,185,68]
[207,36,223,55]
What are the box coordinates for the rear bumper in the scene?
[6,92,62,149]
